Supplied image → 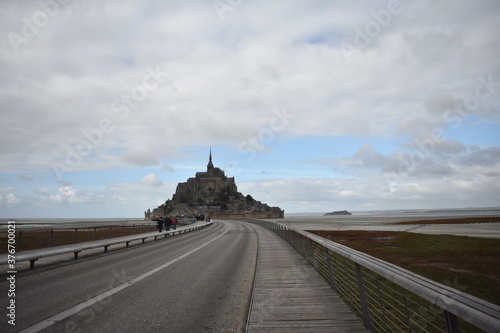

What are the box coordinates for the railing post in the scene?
[355,262,374,332]
[291,231,299,253]
[325,248,340,295]
[333,253,343,297]
[403,295,413,331]
[284,227,291,245]
[376,280,389,332]
[17,230,22,252]
[48,229,54,247]
[444,310,460,333]
[299,234,307,257]
[309,239,318,270]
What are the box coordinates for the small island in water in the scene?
[324,210,352,216]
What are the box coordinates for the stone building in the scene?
[173,149,237,205]
[146,149,284,219]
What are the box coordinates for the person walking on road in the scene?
[157,218,164,233]
[171,217,177,230]
[164,216,172,232]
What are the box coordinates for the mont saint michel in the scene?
[145,150,284,219]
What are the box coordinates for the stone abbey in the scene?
[145,150,284,219]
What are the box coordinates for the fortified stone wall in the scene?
[209,211,285,219]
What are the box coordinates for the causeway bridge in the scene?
[1,220,499,332]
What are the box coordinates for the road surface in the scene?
[1,220,257,333]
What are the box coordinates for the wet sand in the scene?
[266,212,500,238]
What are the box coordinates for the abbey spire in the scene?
[207,147,214,171]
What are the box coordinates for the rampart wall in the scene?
[209,211,284,219]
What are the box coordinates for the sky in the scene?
[1,0,499,218]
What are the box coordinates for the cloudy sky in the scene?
[1,0,499,218]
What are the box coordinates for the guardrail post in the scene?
[355,262,374,332]
[325,248,339,295]
[403,295,412,331]
[299,234,306,257]
[444,310,460,333]
[17,230,22,252]
[283,227,289,244]
[48,229,54,247]
[376,280,389,332]
[309,239,318,270]
[288,228,293,246]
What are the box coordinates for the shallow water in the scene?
[268,210,500,238]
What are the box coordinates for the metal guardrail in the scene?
[255,220,500,333]
[6,223,156,253]
[0,218,196,253]
[0,221,211,270]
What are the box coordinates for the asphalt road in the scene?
[1,220,258,333]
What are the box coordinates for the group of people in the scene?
[156,215,212,233]
[195,214,211,222]
[156,216,177,233]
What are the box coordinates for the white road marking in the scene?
[20,225,230,333]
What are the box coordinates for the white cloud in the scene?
[141,174,163,187]
[1,192,21,206]
[0,0,499,217]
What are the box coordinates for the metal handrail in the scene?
[256,220,500,333]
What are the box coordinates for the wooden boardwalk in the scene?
[246,225,368,333]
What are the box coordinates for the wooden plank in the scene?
[247,225,368,333]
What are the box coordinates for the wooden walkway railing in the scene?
[246,221,368,332]
[252,220,500,333]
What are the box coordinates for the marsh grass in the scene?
[309,230,500,305]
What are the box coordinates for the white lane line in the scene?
[20,225,230,333]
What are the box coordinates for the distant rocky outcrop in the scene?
[145,150,284,219]
[324,210,352,216]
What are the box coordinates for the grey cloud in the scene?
[2,0,499,174]
[460,147,500,167]
[424,93,463,115]
[403,30,464,64]
[121,148,160,167]
[405,138,467,155]
[240,172,500,213]
[18,174,34,181]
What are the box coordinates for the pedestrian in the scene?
[171,217,177,230]
[157,218,164,233]
[164,216,172,231]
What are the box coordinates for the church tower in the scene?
[207,147,214,171]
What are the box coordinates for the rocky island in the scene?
[145,150,284,219]
[324,210,352,216]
